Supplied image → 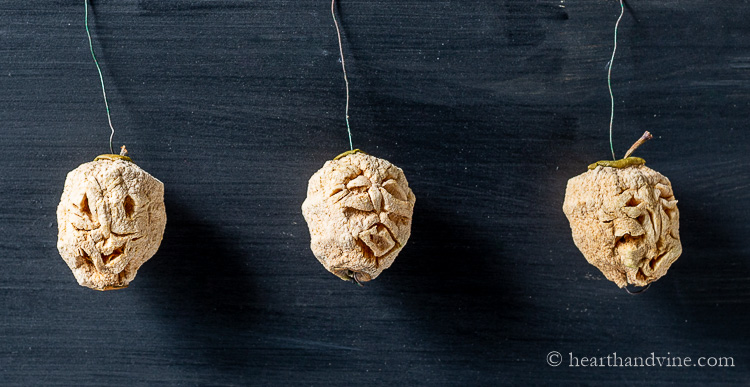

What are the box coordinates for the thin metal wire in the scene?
[85,0,115,154]
[625,283,651,295]
[608,0,624,160]
[331,0,353,151]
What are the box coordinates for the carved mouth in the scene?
[357,223,398,260]
[101,244,126,266]
[76,244,128,277]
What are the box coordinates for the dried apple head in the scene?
[302,151,416,283]
[57,155,166,290]
[563,162,681,288]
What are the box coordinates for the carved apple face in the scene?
[302,152,416,282]
[57,157,166,290]
[563,164,681,288]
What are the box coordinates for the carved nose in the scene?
[100,222,111,240]
[368,186,382,212]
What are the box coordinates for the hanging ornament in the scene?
[56,1,166,291]
[562,1,681,291]
[301,1,416,285]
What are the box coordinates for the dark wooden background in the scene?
[1,0,748,385]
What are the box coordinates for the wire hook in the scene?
[625,283,651,295]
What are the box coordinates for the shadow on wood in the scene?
[388,198,528,350]
[137,198,263,371]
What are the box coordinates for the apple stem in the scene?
[624,131,653,159]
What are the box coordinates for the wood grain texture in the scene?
[1,0,749,385]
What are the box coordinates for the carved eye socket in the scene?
[346,175,371,191]
[79,194,93,218]
[124,195,136,217]
[382,179,407,201]
[626,196,641,207]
